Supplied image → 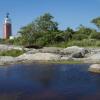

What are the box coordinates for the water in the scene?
[0,63,100,100]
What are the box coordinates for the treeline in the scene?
[3,13,100,47]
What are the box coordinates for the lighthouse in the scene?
[3,13,12,39]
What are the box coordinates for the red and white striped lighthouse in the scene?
[3,13,12,39]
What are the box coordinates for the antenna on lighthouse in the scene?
[6,13,9,18]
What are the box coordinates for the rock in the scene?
[0,56,15,62]
[88,48,100,54]
[26,49,39,54]
[39,47,63,54]
[72,58,85,62]
[0,44,23,51]
[2,44,100,65]
[84,53,100,63]
[87,53,100,60]
[61,46,88,55]
[88,64,100,73]
[10,46,24,51]
[72,52,85,58]
[0,56,27,65]
[61,56,72,60]
[17,53,61,61]
[0,56,17,65]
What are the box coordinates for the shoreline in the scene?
[0,44,100,66]
[0,59,95,67]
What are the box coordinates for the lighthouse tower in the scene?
[3,13,12,39]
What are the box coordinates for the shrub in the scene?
[95,41,100,46]
[72,33,88,40]
[90,32,100,39]
[0,49,25,57]
[67,39,96,47]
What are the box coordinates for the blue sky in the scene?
[0,0,100,37]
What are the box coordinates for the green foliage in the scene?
[77,25,94,35]
[0,38,5,43]
[35,31,64,46]
[18,13,58,46]
[90,32,100,39]
[67,39,98,47]
[34,13,58,32]
[0,50,25,57]
[91,17,100,29]
[3,14,100,47]
[63,27,74,41]
[19,13,58,34]
[72,33,88,40]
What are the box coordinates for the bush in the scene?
[95,41,100,46]
[0,49,25,57]
[67,39,96,47]
[72,33,88,40]
[90,32,100,39]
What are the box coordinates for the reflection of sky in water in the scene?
[0,64,100,100]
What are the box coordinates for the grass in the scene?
[0,49,25,57]
[47,39,100,48]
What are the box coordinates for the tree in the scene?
[72,33,88,40]
[63,27,74,41]
[19,13,59,34]
[90,31,100,40]
[91,17,100,29]
[18,13,58,45]
[34,13,58,32]
[18,24,37,45]
[77,25,93,35]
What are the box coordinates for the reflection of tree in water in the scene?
[2,64,55,89]
[38,64,54,87]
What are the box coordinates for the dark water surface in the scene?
[0,63,100,100]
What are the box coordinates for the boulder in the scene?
[60,46,88,55]
[0,56,17,65]
[61,56,72,60]
[72,52,85,58]
[88,64,100,73]
[84,53,100,63]
[87,53,100,60]
[17,53,61,61]
[0,56,15,62]
[0,44,23,51]
[26,49,39,54]
[39,47,63,54]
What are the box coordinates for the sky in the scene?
[0,0,100,37]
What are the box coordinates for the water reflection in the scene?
[37,65,54,87]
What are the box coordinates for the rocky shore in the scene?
[0,44,100,66]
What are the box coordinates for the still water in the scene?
[0,63,100,100]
